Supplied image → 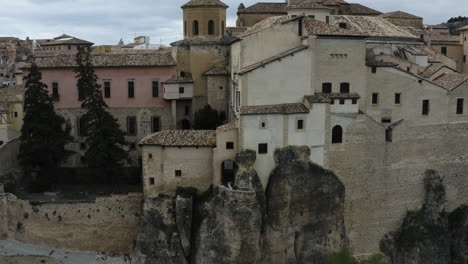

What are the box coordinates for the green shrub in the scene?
[323,251,358,264]
[29,200,41,206]
[361,254,388,264]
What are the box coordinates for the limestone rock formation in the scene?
[380,170,468,264]
[262,146,349,264]
[193,150,263,264]
[132,194,188,264]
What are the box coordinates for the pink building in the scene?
[34,34,93,60]
[36,49,177,167]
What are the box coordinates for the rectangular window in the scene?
[226,142,234,150]
[322,83,332,93]
[326,16,330,24]
[330,100,334,105]
[52,82,59,100]
[104,81,111,98]
[128,80,135,98]
[372,93,379,105]
[339,99,345,105]
[441,47,447,56]
[422,100,430,115]
[395,93,401,105]
[340,83,350,93]
[152,117,162,133]
[457,98,464,114]
[185,105,190,116]
[149,178,155,185]
[152,80,159,97]
[298,18,303,36]
[175,170,182,177]
[179,87,185,94]
[371,67,377,73]
[78,117,87,137]
[385,128,393,143]
[352,99,357,105]
[260,121,267,128]
[258,143,268,154]
[297,119,304,130]
[127,116,137,135]
[236,91,240,111]
[464,55,467,63]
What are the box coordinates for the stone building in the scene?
[35,49,177,166]
[140,130,216,195]
[460,26,468,73]
[171,0,234,120]
[33,34,93,60]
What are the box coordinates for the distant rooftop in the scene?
[434,73,468,90]
[240,103,310,115]
[35,49,176,68]
[41,34,93,46]
[139,130,216,147]
[381,11,422,19]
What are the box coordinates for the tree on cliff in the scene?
[193,104,224,130]
[75,46,129,178]
[18,63,74,186]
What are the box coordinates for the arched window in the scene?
[332,125,343,144]
[221,21,225,35]
[208,20,215,35]
[193,20,199,36]
[184,21,187,36]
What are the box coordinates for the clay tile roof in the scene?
[36,48,176,68]
[216,122,238,133]
[41,36,93,46]
[419,63,449,78]
[182,0,228,8]
[239,16,288,37]
[239,45,309,75]
[237,2,287,13]
[381,11,421,19]
[304,17,366,37]
[430,33,461,43]
[304,94,332,104]
[330,16,417,38]
[317,92,361,99]
[240,103,310,115]
[287,1,331,10]
[365,58,398,67]
[348,3,382,15]
[139,130,216,147]
[164,73,193,84]
[205,65,230,75]
[433,73,468,90]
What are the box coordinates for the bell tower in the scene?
[182,0,229,39]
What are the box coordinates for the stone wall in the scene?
[0,193,143,255]
[0,138,20,179]
[328,115,468,256]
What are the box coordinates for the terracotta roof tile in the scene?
[433,73,468,90]
[419,63,450,78]
[41,37,93,46]
[330,16,417,38]
[139,130,216,147]
[216,122,238,133]
[182,0,228,8]
[36,48,176,68]
[430,33,461,43]
[164,73,193,84]
[205,65,230,75]
[237,2,287,14]
[287,2,331,10]
[316,92,360,99]
[304,94,332,103]
[240,103,310,115]
[381,11,422,19]
[348,3,382,15]
[304,17,366,37]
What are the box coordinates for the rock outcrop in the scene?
[262,146,348,264]
[132,194,188,264]
[381,170,468,264]
[133,146,349,264]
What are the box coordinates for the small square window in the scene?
[179,87,185,94]
[339,99,345,105]
[352,99,357,104]
[371,67,377,73]
[258,143,268,154]
[381,118,392,123]
[148,153,153,159]
[226,142,234,149]
[219,86,223,90]
[330,100,334,105]
[14,112,18,118]
[395,93,401,105]
[149,178,155,185]
[260,121,267,129]
[175,170,182,177]
[297,119,304,130]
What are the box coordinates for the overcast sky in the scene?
[1,0,467,46]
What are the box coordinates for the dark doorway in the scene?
[182,119,190,130]
[221,160,238,187]
[332,125,343,144]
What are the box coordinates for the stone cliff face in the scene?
[133,146,349,264]
[381,170,468,264]
[262,146,348,264]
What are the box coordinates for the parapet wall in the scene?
[0,193,143,255]
[328,116,468,256]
